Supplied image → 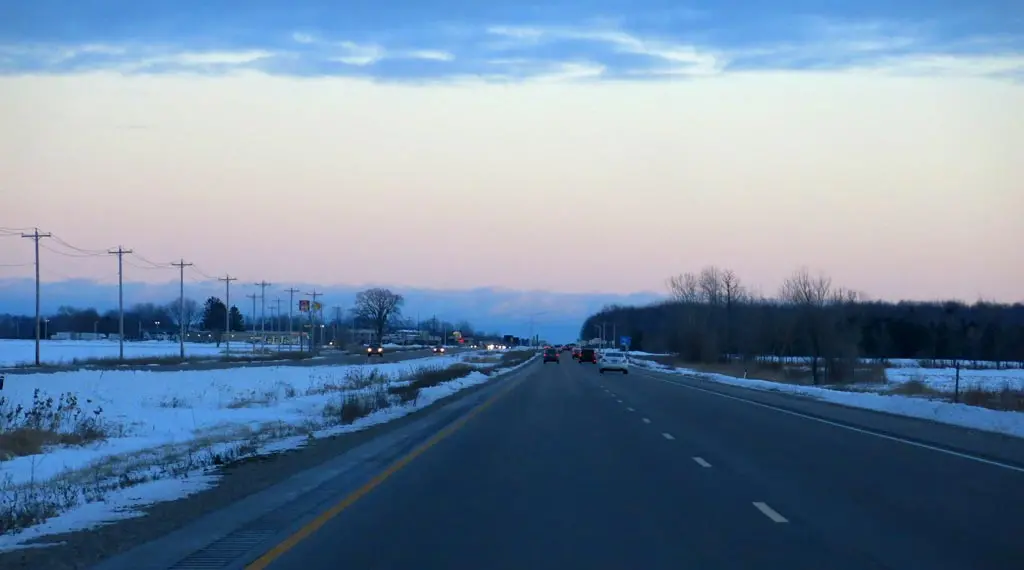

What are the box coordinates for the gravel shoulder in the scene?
[0,357,521,570]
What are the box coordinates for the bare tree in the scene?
[667,273,701,303]
[780,267,834,384]
[721,269,745,357]
[167,298,201,332]
[698,266,724,306]
[353,288,405,344]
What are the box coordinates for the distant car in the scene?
[366,343,384,357]
[432,345,447,354]
[543,348,560,364]
[572,347,582,360]
[578,348,597,364]
[598,350,629,374]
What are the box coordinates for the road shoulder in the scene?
[634,368,1024,468]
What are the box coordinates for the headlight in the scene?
[377,348,383,352]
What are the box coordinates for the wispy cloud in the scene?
[0,5,1021,82]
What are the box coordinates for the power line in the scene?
[130,252,171,269]
[108,246,133,360]
[50,234,108,255]
[1,227,38,236]
[171,259,193,359]
[21,228,51,366]
[123,259,168,271]
[190,264,220,281]
[40,243,106,258]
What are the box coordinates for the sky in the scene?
[1,0,1023,319]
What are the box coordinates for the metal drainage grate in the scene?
[168,529,277,569]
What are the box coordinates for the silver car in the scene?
[598,350,630,374]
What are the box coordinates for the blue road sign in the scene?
[620,336,631,348]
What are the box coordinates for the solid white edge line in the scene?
[753,502,788,523]
[662,432,675,440]
[693,456,712,468]
[634,371,1024,474]
[642,418,651,424]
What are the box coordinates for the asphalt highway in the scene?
[235,352,1024,570]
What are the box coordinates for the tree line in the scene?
[0,287,494,344]
[581,266,1024,385]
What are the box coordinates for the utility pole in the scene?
[284,287,300,341]
[333,305,342,346]
[171,259,193,359]
[246,293,258,354]
[218,274,237,355]
[21,228,51,366]
[254,280,271,337]
[272,298,283,331]
[246,293,257,332]
[306,289,321,352]
[108,246,133,360]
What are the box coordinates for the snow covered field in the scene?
[0,339,236,366]
[0,349,536,548]
[885,366,1024,392]
[632,359,1024,439]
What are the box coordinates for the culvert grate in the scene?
[167,529,276,569]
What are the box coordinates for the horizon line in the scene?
[0,277,1019,307]
[0,276,666,298]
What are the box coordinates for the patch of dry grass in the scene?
[0,391,111,460]
[960,383,1024,412]
[463,355,502,364]
[888,377,940,397]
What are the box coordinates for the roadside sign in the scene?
[312,302,322,311]
[620,336,631,349]
[0,373,5,390]
[299,300,310,312]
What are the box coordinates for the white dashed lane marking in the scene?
[642,418,651,424]
[753,502,788,523]
[693,457,712,468]
[662,433,675,440]
[626,407,635,412]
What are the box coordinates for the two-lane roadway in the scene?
[244,351,1024,570]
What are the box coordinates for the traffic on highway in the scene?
[89,349,1024,570]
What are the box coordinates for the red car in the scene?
[543,348,560,363]
[571,347,582,360]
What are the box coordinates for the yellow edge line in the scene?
[245,368,528,570]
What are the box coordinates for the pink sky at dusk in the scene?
[1,70,1021,302]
